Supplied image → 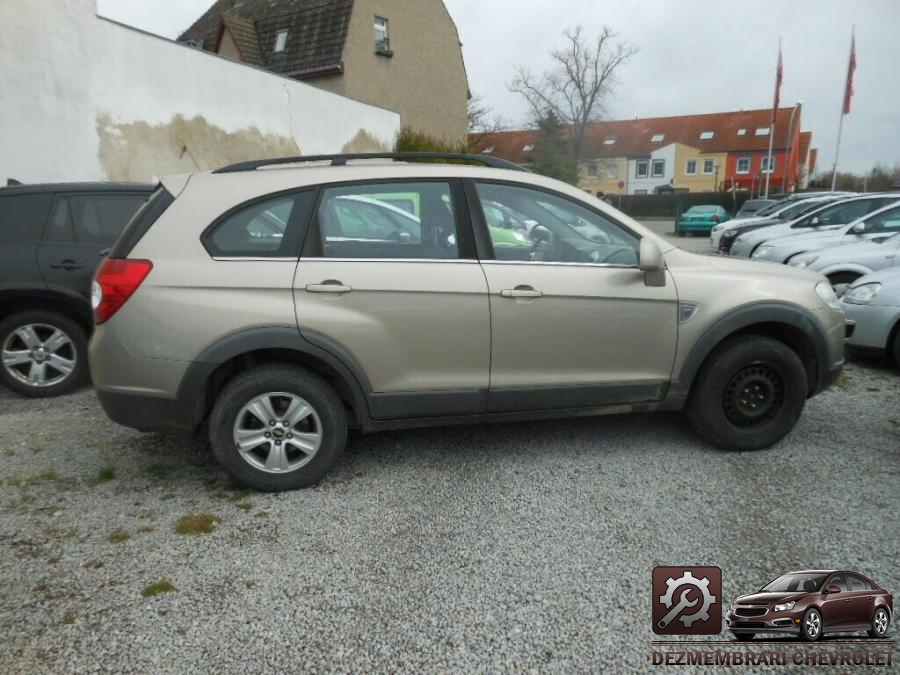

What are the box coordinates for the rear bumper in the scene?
[95,388,196,435]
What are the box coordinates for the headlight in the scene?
[815,281,842,310]
[789,255,818,268]
[751,245,774,260]
[712,225,723,233]
[843,282,882,305]
[774,601,797,612]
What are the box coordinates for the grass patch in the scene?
[175,513,221,535]
[63,611,76,625]
[835,371,853,391]
[145,463,175,480]
[136,526,156,534]
[235,502,253,512]
[93,465,117,484]
[141,579,176,597]
[107,529,132,544]
[254,510,270,519]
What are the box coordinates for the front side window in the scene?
[204,191,316,257]
[736,157,751,174]
[703,159,715,175]
[46,193,148,245]
[651,159,665,178]
[475,182,639,266]
[827,574,848,591]
[312,182,460,259]
[374,16,389,52]
[635,160,649,178]
[685,160,697,175]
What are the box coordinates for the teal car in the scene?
[676,205,729,236]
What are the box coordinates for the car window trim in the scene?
[464,177,642,267]
[301,177,476,261]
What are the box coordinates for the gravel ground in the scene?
[0,352,897,674]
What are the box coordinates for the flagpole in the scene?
[831,26,856,191]
[764,38,781,199]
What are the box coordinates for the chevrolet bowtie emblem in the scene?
[748,604,754,608]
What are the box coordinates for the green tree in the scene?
[530,112,578,184]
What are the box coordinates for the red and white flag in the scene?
[843,32,857,115]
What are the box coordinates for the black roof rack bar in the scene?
[212,152,528,174]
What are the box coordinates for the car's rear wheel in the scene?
[686,336,807,451]
[208,365,347,491]
[0,310,88,397]
[800,608,823,642]
[826,271,861,298]
[890,324,900,369]
[734,633,755,642]
[868,607,890,638]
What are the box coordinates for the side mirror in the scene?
[851,222,867,235]
[639,238,666,287]
[809,216,821,226]
[825,585,841,594]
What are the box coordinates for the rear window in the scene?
[0,193,53,241]
[109,186,174,258]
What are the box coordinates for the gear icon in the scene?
[659,570,717,628]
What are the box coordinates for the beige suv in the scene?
[89,153,846,491]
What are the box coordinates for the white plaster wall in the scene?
[0,0,401,183]
[626,143,677,194]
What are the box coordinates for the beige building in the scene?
[180,0,469,144]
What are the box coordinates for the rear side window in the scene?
[46,193,149,245]
[203,190,316,258]
[845,574,873,591]
[0,193,53,241]
[109,186,174,258]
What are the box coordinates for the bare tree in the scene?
[467,94,511,147]
[509,26,637,160]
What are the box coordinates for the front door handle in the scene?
[50,259,83,271]
[500,285,542,299]
[306,281,352,294]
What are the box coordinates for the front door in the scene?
[820,573,853,628]
[293,179,490,419]
[470,181,678,413]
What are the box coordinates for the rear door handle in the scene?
[500,285,542,299]
[306,281,352,294]
[50,259,83,271]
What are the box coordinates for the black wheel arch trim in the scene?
[673,302,836,398]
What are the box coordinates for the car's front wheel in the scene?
[686,336,807,451]
[208,365,347,491]
[0,310,88,397]
[800,608,823,642]
[868,607,890,638]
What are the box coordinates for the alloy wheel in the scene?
[232,392,323,474]
[1,323,76,388]
[806,611,821,638]
[874,609,888,636]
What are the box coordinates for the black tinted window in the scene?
[204,190,316,257]
[46,193,148,244]
[313,182,461,260]
[0,193,53,240]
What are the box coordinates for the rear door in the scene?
[0,193,52,292]
[844,574,876,626]
[293,179,490,419]
[38,192,149,299]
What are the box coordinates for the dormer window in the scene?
[483,146,495,154]
[650,133,665,142]
[603,134,617,145]
[755,127,770,136]
[274,29,288,53]
[737,128,747,136]
[699,131,714,140]
[522,144,534,152]
[374,16,392,55]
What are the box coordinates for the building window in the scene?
[522,144,534,153]
[651,133,665,142]
[699,131,714,140]
[736,157,751,174]
[737,128,747,136]
[635,160,649,178]
[374,16,391,54]
[651,159,665,177]
[606,163,618,179]
[274,29,288,53]
[482,146,495,154]
[702,159,715,175]
[761,156,776,173]
[685,159,697,175]
[755,127,770,136]
[588,162,598,177]
[603,134,617,145]
[634,189,648,195]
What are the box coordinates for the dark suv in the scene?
[727,570,893,642]
[0,182,152,397]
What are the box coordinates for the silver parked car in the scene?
[729,194,899,258]
[789,233,900,295]
[749,201,900,265]
[711,196,834,249]
[842,267,900,366]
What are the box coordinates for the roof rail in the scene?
[212,152,528,174]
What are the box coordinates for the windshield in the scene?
[761,573,828,593]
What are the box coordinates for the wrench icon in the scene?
[658,588,698,629]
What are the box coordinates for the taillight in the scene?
[91,259,153,324]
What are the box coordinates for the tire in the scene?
[208,365,347,492]
[867,607,890,638]
[675,227,683,237]
[800,608,823,642]
[0,310,88,398]
[826,271,861,298]
[685,336,807,451]
[734,633,755,642]
[890,324,900,369]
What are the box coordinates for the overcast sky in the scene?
[97,0,900,174]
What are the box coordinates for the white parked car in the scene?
[790,233,900,295]
[710,196,841,249]
[841,267,900,367]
